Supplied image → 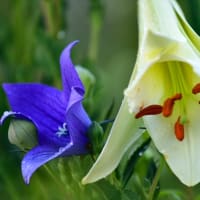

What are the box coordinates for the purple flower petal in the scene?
[60,40,84,101]
[22,143,73,184]
[2,83,69,146]
[0,111,22,124]
[66,87,91,148]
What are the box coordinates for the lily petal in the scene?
[2,83,68,146]
[83,0,200,187]
[144,97,200,186]
[125,0,200,186]
[82,99,144,184]
[129,0,200,91]
[171,0,200,51]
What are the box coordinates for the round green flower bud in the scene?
[8,119,38,151]
[75,65,96,96]
[87,121,104,155]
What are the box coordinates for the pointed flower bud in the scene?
[75,65,96,97]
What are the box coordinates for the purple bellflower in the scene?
[1,41,92,184]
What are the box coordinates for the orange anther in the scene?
[192,83,200,94]
[162,93,182,117]
[174,116,184,141]
[135,105,163,119]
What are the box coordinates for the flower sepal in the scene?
[87,121,104,156]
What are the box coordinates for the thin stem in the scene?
[41,0,63,37]
[148,159,164,200]
[44,165,65,190]
[186,186,194,200]
[88,0,103,65]
[44,164,73,198]
[41,0,54,36]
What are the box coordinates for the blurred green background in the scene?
[0,0,200,199]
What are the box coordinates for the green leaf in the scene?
[119,136,151,187]
[157,190,184,200]
[121,190,141,200]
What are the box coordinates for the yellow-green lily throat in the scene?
[134,63,200,142]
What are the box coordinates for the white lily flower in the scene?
[83,0,200,186]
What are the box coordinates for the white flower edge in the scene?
[82,99,144,184]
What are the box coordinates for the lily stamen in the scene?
[135,105,163,118]
[192,83,200,94]
[174,116,184,141]
[162,93,182,117]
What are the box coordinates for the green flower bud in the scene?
[75,65,96,96]
[8,119,38,151]
[87,121,104,155]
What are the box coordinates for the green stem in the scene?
[57,158,69,187]
[41,0,56,37]
[148,159,164,200]
[44,165,66,190]
[88,0,103,65]
[186,186,194,200]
